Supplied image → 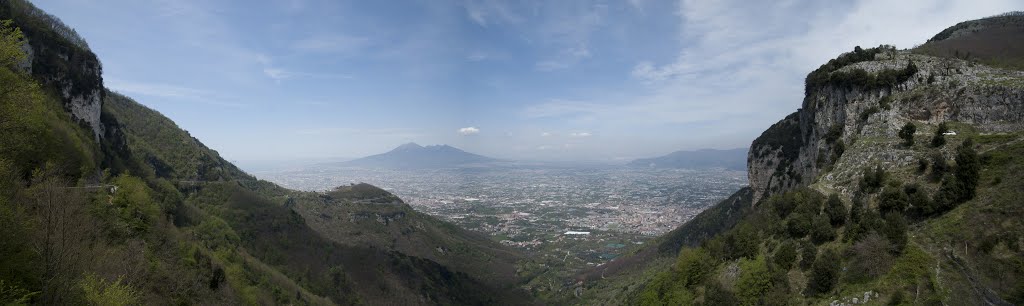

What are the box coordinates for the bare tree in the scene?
[29,173,92,304]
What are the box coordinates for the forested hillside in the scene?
[570,12,1024,305]
[0,1,530,304]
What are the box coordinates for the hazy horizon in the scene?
[34,0,1020,162]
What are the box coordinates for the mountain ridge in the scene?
[629,148,747,171]
[0,2,533,304]
[569,12,1024,305]
[340,142,498,169]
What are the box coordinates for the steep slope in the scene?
[286,183,524,288]
[341,143,497,169]
[0,2,531,304]
[564,188,754,305]
[608,13,1024,306]
[915,11,1024,70]
[629,148,747,171]
[105,94,532,304]
[748,42,1024,204]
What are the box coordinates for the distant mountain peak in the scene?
[393,142,423,151]
[629,148,747,171]
[344,143,496,169]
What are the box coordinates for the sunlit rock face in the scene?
[748,50,1024,204]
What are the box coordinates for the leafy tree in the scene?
[878,186,910,214]
[916,158,928,173]
[674,247,715,288]
[703,281,738,306]
[109,175,160,236]
[0,200,38,303]
[772,241,797,270]
[929,140,981,216]
[799,242,817,270]
[810,215,836,244]
[0,20,26,68]
[637,271,693,306]
[770,194,797,219]
[786,212,812,239]
[807,248,841,295]
[881,213,908,254]
[78,274,140,306]
[931,122,948,147]
[736,255,773,305]
[824,194,847,226]
[0,280,36,305]
[859,165,886,193]
[930,151,949,180]
[898,122,916,146]
[953,138,980,201]
[724,223,760,260]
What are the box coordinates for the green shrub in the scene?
[825,124,843,143]
[824,194,847,226]
[881,213,908,254]
[799,242,817,271]
[736,255,773,305]
[807,248,841,295]
[859,165,886,193]
[878,186,910,214]
[810,215,836,245]
[879,95,893,110]
[953,138,980,200]
[786,213,812,239]
[860,106,879,122]
[723,223,760,260]
[772,241,797,270]
[930,152,949,180]
[0,280,36,305]
[78,274,140,306]
[931,122,948,147]
[898,122,916,146]
[637,271,693,306]
[674,247,716,288]
[109,174,160,236]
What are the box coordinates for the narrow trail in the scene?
[978,135,1024,154]
[945,252,1012,306]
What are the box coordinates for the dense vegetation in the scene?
[633,135,1000,304]
[0,9,530,305]
[805,46,919,94]
[0,0,102,100]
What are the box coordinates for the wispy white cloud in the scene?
[458,126,481,135]
[535,60,570,71]
[107,79,246,108]
[462,0,521,27]
[534,0,1022,132]
[294,127,420,138]
[293,34,369,53]
[463,1,608,71]
[569,132,592,137]
[262,67,354,83]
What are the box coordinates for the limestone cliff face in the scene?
[748,50,1024,204]
[23,39,105,140]
[4,1,106,140]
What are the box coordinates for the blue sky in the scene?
[35,0,1020,162]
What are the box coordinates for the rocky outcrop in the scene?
[748,49,1024,204]
[24,39,105,140]
[4,1,106,141]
